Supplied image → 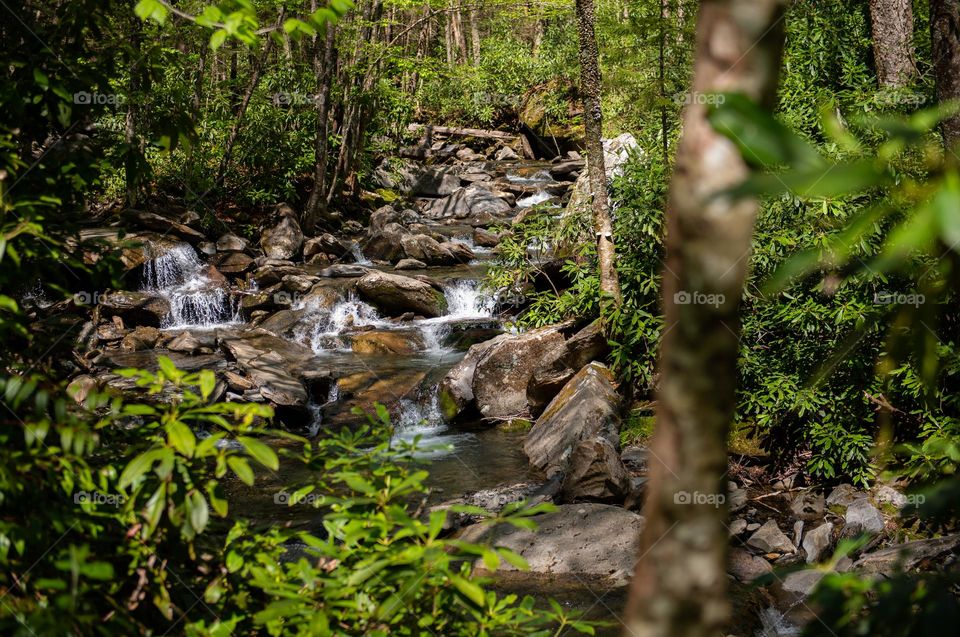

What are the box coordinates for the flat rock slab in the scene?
[458,503,644,586]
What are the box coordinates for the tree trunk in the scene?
[574,0,621,304]
[125,10,144,207]
[623,2,788,636]
[869,0,917,87]
[469,9,481,63]
[304,23,337,232]
[931,0,960,148]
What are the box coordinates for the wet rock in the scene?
[747,520,796,554]
[438,336,505,421]
[257,308,308,336]
[437,317,504,350]
[395,258,427,271]
[356,270,448,318]
[363,221,406,262]
[443,240,475,264]
[216,233,249,252]
[525,363,627,501]
[432,482,547,531]
[803,522,834,563]
[281,274,319,294]
[844,499,885,535]
[351,329,425,355]
[165,331,203,353]
[211,251,254,274]
[494,146,519,161]
[472,227,504,247]
[318,264,370,278]
[197,241,216,256]
[120,326,160,351]
[774,569,825,624]
[424,185,513,219]
[400,233,459,265]
[97,322,127,342]
[260,204,304,260]
[853,534,960,574]
[472,325,565,419]
[99,291,170,327]
[414,166,460,196]
[526,320,609,414]
[220,330,314,407]
[304,233,351,260]
[728,547,772,582]
[549,159,585,180]
[457,503,645,585]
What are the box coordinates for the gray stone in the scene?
[260,204,304,260]
[425,185,513,219]
[216,233,249,252]
[844,499,885,535]
[394,258,427,271]
[802,522,834,564]
[729,487,748,513]
[526,320,610,415]
[873,484,908,510]
[791,492,826,521]
[747,520,796,554]
[728,547,772,582]
[826,483,863,507]
[457,503,644,586]
[729,518,748,536]
[413,167,460,196]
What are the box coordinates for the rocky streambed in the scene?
[56,133,958,636]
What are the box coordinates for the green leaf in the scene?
[238,436,278,471]
[450,574,485,607]
[198,370,216,400]
[227,456,255,486]
[166,420,196,457]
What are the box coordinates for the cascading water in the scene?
[516,190,554,208]
[505,169,554,185]
[142,243,239,328]
[392,394,472,457]
[349,242,372,266]
[299,293,390,352]
[419,279,496,351]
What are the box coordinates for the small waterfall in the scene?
[754,607,801,637]
[516,190,554,208]
[142,243,238,329]
[505,169,554,184]
[300,294,390,352]
[442,279,495,318]
[349,242,372,266]
[392,394,471,457]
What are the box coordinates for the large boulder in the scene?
[260,204,304,260]
[526,320,609,415]
[99,291,170,327]
[363,221,406,262]
[216,233,249,253]
[220,330,315,407]
[424,185,512,219]
[371,157,419,193]
[523,363,627,501]
[413,167,460,196]
[471,325,565,419]
[566,134,642,218]
[356,270,448,318]
[124,210,207,244]
[457,503,644,586]
[400,234,474,265]
[304,233,351,260]
[438,335,509,421]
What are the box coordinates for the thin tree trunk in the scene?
[931,0,960,147]
[469,9,481,63]
[659,0,669,166]
[574,0,622,304]
[125,10,144,207]
[623,2,788,636]
[869,0,917,88]
[304,23,337,232]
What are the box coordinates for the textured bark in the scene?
[623,2,787,636]
[124,10,143,207]
[931,0,960,147]
[869,0,917,87]
[574,0,622,304]
[303,22,337,233]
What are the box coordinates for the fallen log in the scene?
[407,123,519,141]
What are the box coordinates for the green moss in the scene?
[728,422,767,456]
[498,418,532,433]
[620,410,654,447]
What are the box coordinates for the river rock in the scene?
[471,325,565,419]
[791,492,826,521]
[371,157,418,192]
[356,270,447,318]
[395,258,427,271]
[260,204,304,260]
[746,520,795,553]
[304,233,351,260]
[826,483,863,507]
[414,166,460,196]
[526,320,609,415]
[318,264,369,278]
[165,331,203,353]
[494,146,519,161]
[457,503,644,585]
[364,221,406,262]
[99,291,170,327]
[728,547,773,582]
[400,233,458,265]
[424,185,513,219]
[216,233,249,252]
[803,522,834,563]
[844,499,885,535]
[437,336,506,421]
[774,569,825,624]
[120,326,160,351]
[351,329,425,355]
[211,251,254,274]
[125,210,207,244]
[472,227,504,247]
[220,330,314,407]
[524,363,627,501]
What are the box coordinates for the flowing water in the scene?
[142,243,239,328]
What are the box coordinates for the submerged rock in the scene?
[351,329,425,355]
[356,270,448,318]
[98,291,170,328]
